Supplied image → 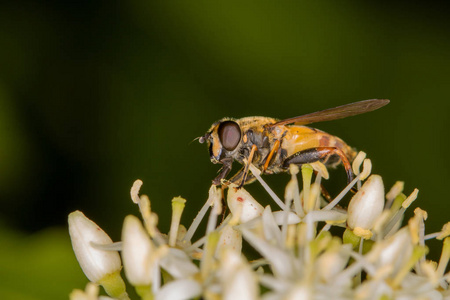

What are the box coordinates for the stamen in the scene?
[424,232,441,241]
[349,251,377,279]
[333,257,365,287]
[69,150,450,299]
[152,260,161,294]
[206,186,222,234]
[169,197,187,247]
[286,164,304,217]
[281,187,293,244]
[436,237,450,279]
[437,222,450,240]
[322,174,360,211]
[352,151,366,190]
[402,188,419,209]
[310,161,329,179]
[359,159,372,181]
[414,208,428,246]
[420,260,439,286]
[91,241,123,251]
[138,195,166,246]
[372,210,392,240]
[200,232,220,280]
[183,185,217,242]
[383,208,406,237]
[309,182,321,211]
[383,189,419,238]
[130,179,143,204]
[302,164,314,213]
[386,181,404,209]
[304,210,347,241]
[352,151,366,176]
[249,164,287,210]
[185,215,231,254]
[392,245,428,287]
[318,223,332,235]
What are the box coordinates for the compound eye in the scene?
[218,121,241,151]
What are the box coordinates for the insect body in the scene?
[199,99,389,188]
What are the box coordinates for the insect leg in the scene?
[315,170,332,202]
[212,158,233,185]
[263,139,281,172]
[283,147,354,185]
[237,144,258,188]
[228,167,257,186]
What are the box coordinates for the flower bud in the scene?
[285,284,313,300]
[377,228,413,275]
[227,188,264,223]
[70,283,101,300]
[122,215,154,286]
[68,211,122,283]
[220,248,258,300]
[217,224,243,254]
[347,175,385,232]
[155,279,202,300]
[316,245,351,282]
[159,247,199,279]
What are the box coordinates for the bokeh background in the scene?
[1,1,449,299]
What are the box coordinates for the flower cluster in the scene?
[68,152,450,300]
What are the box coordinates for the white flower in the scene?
[121,215,155,286]
[70,283,101,300]
[216,224,243,253]
[227,187,264,223]
[159,247,199,279]
[284,284,314,300]
[241,226,299,280]
[347,174,385,233]
[154,278,202,300]
[316,244,352,283]
[68,211,122,283]
[374,228,413,276]
[68,155,450,299]
[220,248,258,300]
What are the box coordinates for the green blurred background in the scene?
[1,1,449,299]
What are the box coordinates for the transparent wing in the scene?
[269,99,390,127]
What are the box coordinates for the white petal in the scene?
[259,274,290,292]
[221,249,259,300]
[303,210,347,223]
[272,211,301,225]
[262,206,282,245]
[122,215,154,285]
[68,211,121,282]
[69,283,100,300]
[347,175,385,230]
[354,280,392,300]
[159,248,199,279]
[285,284,313,300]
[241,228,298,279]
[316,246,351,282]
[227,188,264,223]
[377,228,413,275]
[217,224,243,254]
[155,278,202,300]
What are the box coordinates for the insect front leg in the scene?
[283,147,354,185]
[212,158,233,185]
[228,167,257,187]
[234,144,258,188]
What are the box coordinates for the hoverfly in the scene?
[199,99,389,188]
